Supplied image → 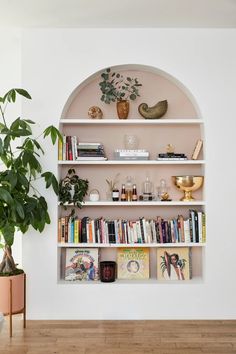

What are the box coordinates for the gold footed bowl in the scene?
[172,175,204,201]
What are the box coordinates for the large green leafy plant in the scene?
[0,88,61,275]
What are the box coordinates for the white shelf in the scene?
[58,160,205,165]
[58,242,205,248]
[60,118,203,125]
[59,200,205,206]
[58,276,203,285]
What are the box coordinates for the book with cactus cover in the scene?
[157,247,192,281]
[65,248,99,281]
[117,248,149,280]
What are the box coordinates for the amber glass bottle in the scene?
[132,184,138,201]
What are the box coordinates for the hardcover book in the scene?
[117,248,149,279]
[65,248,99,281]
[157,247,192,281]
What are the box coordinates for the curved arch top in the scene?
[61,64,201,119]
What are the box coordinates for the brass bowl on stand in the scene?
[172,176,204,201]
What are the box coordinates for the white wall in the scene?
[0,30,22,268]
[20,28,236,319]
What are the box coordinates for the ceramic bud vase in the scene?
[116,100,129,119]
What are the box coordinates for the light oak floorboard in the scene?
[0,316,236,354]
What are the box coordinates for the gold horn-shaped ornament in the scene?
[138,100,168,119]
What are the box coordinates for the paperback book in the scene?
[157,247,192,281]
[117,248,149,280]
[65,248,99,281]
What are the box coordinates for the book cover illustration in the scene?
[65,248,99,281]
[157,247,191,281]
[117,248,149,279]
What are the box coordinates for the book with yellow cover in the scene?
[117,248,149,280]
[157,247,192,281]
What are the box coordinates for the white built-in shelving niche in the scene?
[58,64,205,284]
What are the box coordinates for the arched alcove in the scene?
[58,64,205,285]
[61,64,201,119]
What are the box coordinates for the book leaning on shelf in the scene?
[58,210,206,245]
[157,247,192,281]
[117,248,149,280]
[65,248,99,281]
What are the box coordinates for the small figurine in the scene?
[166,144,174,154]
[88,106,103,119]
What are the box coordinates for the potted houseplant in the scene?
[59,168,89,208]
[0,88,61,321]
[99,68,142,119]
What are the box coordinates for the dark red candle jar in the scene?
[100,261,116,282]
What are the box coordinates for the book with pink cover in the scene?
[117,248,149,280]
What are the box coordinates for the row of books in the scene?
[65,247,192,281]
[58,210,206,244]
[58,137,107,161]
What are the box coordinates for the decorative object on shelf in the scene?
[139,176,155,201]
[100,261,116,282]
[0,88,61,337]
[59,168,89,208]
[132,184,138,201]
[120,184,126,201]
[124,134,139,150]
[125,176,133,201]
[105,173,120,201]
[89,189,100,202]
[88,106,103,119]
[99,68,142,119]
[172,175,204,201]
[117,100,129,119]
[166,144,175,154]
[157,247,192,281]
[138,100,168,119]
[191,139,203,160]
[157,179,171,201]
[112,189,120,201]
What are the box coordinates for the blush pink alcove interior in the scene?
[59,64,204,281]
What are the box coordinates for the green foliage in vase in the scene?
[99,68,142,104]
[0,88,62,275]
[59,168,89,208]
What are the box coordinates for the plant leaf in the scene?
[15,88,32,99]
[0,188,13,205]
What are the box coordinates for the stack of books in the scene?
[77,142,107,161]
[157,153,187,161]
[114,149,149,160]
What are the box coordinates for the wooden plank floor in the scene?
[1,316,236,354]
